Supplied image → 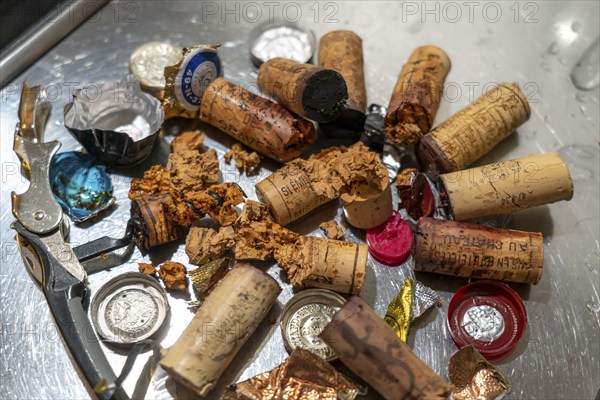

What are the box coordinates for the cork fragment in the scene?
[129,165,171,200]
[414,218,544,284]
[417,83,531,173]
[224,143,262,176]
[167,149,219,197]
[257,58,348,123]
[235,200,300,261]
[138,263,157,275]
[200,78,316,163]
[440,152,574,220]
[274,236,367,295]
[319,220,345,240]
[183,183,245,226]
[158,261,188,290]
[185,225,235,265]
[171,129,206,153]
[130,194,185,250]
[385,45,451,144]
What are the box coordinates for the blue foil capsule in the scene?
[49,151,115,222]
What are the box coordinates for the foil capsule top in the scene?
[49,151,115,222]
[64,75,164,167]
[163,44,223,118]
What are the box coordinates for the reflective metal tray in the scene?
[1,2,598,399]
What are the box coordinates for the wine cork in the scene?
[200,78,316,163]
[385,45,451,144]
[318,30,367,131]
[160,263,281,397]
[257,58,348,123]
[320,296,452,400]
[276,236,367,295]
[130,194,183,250]
[414,218,544,284]
[340,166,393,229]
[255,160,336,225]
[440,152,574,221]
[417,83,531,173]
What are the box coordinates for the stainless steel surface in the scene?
[0,0,111,88]
[1,1,599,399]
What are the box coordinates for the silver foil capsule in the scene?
[280,289,346,361]
[249,20,316,67]
[91,272,169,345]
[64,75,164,167]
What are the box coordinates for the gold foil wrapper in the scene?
[163,44,221,119]
[226,348,364,400]
[383,277,413,342]
[449,346,510,400]
[188,257,230,296]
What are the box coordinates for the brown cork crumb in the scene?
[184,183,245,226]
[309,142,389,195]
[396,167,418,190]
[171,129,206,153]
[319,220,345,240]
[138,263,157,275]
[158,261,188,290]
[224,143,262,176]
[437,298,444,308]
[273,237,311,286]
[236,200,300,261]
[168,149,219,197]
[185,225,235,265]
[129,165,171,200]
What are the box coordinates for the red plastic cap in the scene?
[447,280,528,361]
[366,211,414,266]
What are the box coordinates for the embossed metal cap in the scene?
[280,289,346,361]
[447,280,527,361]
[129,41,182,91]
[91,272,169,345]
[248,20,316,67]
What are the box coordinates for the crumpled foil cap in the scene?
[163,44,222,119]
[448,346,510,400]
[64,75,164,166]
[223,348,365,400]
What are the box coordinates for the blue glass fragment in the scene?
[49,151,115,222]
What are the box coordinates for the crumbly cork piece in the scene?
[224,143,262,176]
[185,226,235,265]
[138,263,157,275]
[129,165,171,200]
[168,149,219,197]
[319,220,345,240]
[171,130,206,153]
[158,261,188,290]
[396,167,418,190]
[236,200,300,261]
[184,183,245,226]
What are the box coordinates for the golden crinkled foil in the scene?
[188,257,230,295]
[163,44,221,119]
[383,277,413,342]
[449,346,510,400]
[226,348,364,400]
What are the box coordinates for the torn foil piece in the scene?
[411,280,441,321]
[448,346,510,400]
[383,277,413,342]
[226,348,364,400]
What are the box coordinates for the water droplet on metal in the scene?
[571,37,600,91]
